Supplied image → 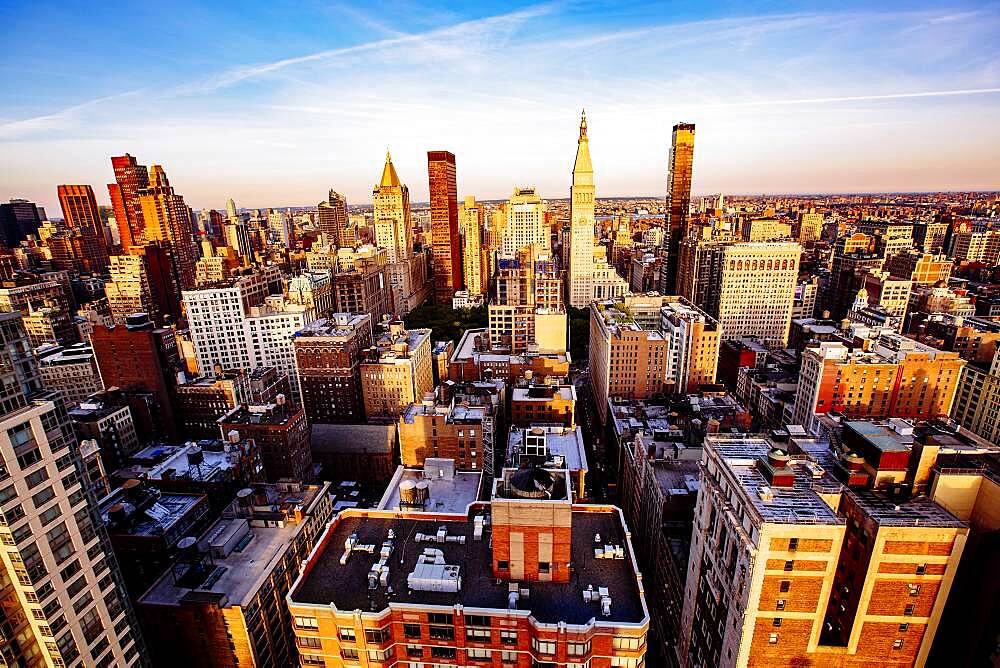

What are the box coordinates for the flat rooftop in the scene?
[141,484,323,608]
[291,509,646,625]
[377,465,483,514]
[98,487,205,537]
[709,436,845,526]
[312,422,395,455]
[295,314,370,339]
[512,384,576,403]
[221,403,298,427]
[507,426,588,473]
[121,441,243,482]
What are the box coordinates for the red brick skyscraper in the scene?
[108,153,150,249]
[57,184,110,271]
[428,150,462,304]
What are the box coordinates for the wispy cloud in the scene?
[0,89,144,140]
[702,87,1000,108]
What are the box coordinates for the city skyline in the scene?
[3,1,1000,214]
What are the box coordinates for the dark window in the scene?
[783,560,794,571]
[497,560,509,570]
[788,537,799,551]
[403,624,421,639]
[431,647,456,659]
[773,618,782,627]
[429,626,454,641]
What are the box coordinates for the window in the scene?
[339,647,358,659]
[568,640,591,656]
[532,639,556,655]
[769,633,779,644]
[301,656,325,666]
[338,627,355,642]
[909,584,921,597]
[467,627,491,641]
[403,624,421,639]
[779,579,791,593]
[502,651,519,662]
[367,648,392,661]
[406,645,423,658]
[904,604,915,616]
[31,486,55,508]
[0,485,16,505]
[773,618,782,627]
[364,628,390,644]
[294,616,318,630]
[783,560,794,571]
[899,623,909,632]
[428,613,453,625]
[429,626,454,641]
[776,599,786,611]
[298,637,322,649]
[80,608,103,643]
[25,467,49,489]
[468,648,491,660]
[788,537,799,551]
[538,561,550,574]
[893,639,903,650]
[501,630,518,645]
[916,564,926,575]
[497,560,509,570]
[465,614,491,627]
[431,647,456,659]
[613,636,644,651]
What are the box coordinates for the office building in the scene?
[884,251,951,286]
[294,313,374,424]
[501,186,548,257]
[138,481,333,667]
[0,198,42,246]
[428,151,462,304]
[286,468,648,668]
[317,189,354,247]
[138,165,198,290]
[568,111,596,308]
[679,431,967,667]
[911,221,949,253]
[108,153,150,250]
[458,196,487,297]
[360,322,434,418]
[56,185,110,272]
[0,312,144,666]
[373,152,412,264]
[104,245,182,326]
[663,122,695,294]
[172,369,248,438]
[329,245,394,323]
[716,242,801,346]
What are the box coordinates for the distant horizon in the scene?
[3,1,999,216]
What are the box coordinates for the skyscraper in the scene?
[139,164,199,290]
[459,195,486,296]
[427,150,462,304]
[0,198,42,247]
[317,189,353,247]
[373,151,412,264]
[108,153,150,250]
[500,186,547,257]
[57,184,110,272]
[663,122,695,294]
[568,110,595,308]
[0,311,144,666]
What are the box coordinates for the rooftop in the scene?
[120,440,251,482]
[141,483,326,608]
[312,422,396,455]
[98,483,206,538]
[220,401,298,427]
[36,342,95,365]
[290,507,647,625]
[377,460,483,514]
[507,425,588,473]
[512,384,576,403]
[295,313,370,339]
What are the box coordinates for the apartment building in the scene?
[219,400,312,483]
[679,431,967,667]
[360,322,433,418]
[449,328,571,384]
[398,380,504,472]
[950,341,1000,444]
[172,369,248,438]
[589,295,720,424]
[792,336,964,434]
[0,312,143,667]
[511,381,576,429]
[36,343,104,408]
[294,313,374,425]
[286,467,648,668]
[138,481,333,667]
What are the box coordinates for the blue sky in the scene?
[1,1,999,214]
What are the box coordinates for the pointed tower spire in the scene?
[579,108,588,140]
[379,149,401,188]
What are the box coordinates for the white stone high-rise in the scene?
[568,110,595,308]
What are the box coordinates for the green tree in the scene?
[567,306,590,366]
[403,303,488,346]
